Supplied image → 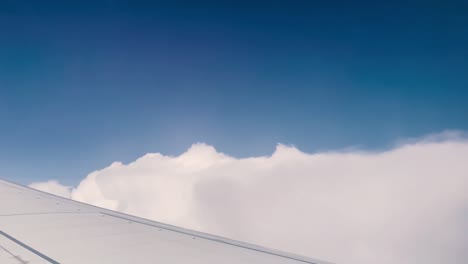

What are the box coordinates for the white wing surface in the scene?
[0,179,330,264]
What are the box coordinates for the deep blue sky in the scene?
[1,1,467,185]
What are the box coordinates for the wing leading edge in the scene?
[0,179,331,264]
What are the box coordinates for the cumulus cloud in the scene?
[30,132,468,264]
[29,180,72,199]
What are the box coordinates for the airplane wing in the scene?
[0,179,330,264]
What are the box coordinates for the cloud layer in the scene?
[31,132,468,264]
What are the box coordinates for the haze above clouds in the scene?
[30,132,468,264]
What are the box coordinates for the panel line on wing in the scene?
[0,212,98,217]
[101,212,319,264]
[0,244,28,263]
[0,230,61,264]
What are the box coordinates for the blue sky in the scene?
[0,1,467,185]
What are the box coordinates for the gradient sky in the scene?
[1,1,467,185]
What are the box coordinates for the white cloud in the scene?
[29,180,72,199]
[30,133,468,264]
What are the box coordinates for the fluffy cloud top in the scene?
[31,133,468,264]
[29,180,72,199]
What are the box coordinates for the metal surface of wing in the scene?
[0,179,330,264]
